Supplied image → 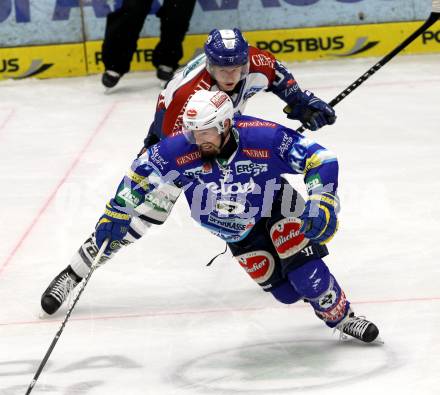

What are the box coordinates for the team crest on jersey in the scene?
[236,250,275,284]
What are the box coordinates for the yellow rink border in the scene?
[1,20,439,80]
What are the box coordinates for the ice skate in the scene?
[40,266,82,315]
[156,65,174,87]
[336,310,382,344]
[102,70,121,88]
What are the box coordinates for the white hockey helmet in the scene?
[183,90,234,135]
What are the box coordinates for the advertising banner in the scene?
[0,1,438,80]
[2,19,438,80]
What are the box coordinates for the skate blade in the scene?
[104,87,116,95]
[38,309,52,319]
[373,335,385,345]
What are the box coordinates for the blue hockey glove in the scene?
[286,90,336,131]
[95,200,131,254]
[299,192,339,244]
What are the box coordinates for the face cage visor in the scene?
[183,120,231,144]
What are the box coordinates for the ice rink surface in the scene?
[0,54,439,394]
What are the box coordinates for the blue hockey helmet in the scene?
[204,28,249,67]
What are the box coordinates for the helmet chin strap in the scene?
[220,130,226,147]
[218,122,232,150]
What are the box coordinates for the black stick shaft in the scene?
[25,240,109,394]
[294,12,440,133]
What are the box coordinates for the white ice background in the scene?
[0,54,439,395]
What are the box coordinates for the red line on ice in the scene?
[0,103,117,277]
[0,108,15,135]
[1,295,439,327]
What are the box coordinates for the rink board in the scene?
[1,19,439,80]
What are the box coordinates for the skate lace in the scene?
[49,273,77,304]
[336,315,369,340]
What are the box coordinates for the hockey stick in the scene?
[286,0,440,133]
[25,239,109,395]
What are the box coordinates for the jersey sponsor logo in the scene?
[243,86,264,100]
[171,78,211,135]
[242,148,270,159]
[144,189,174,213]
[183,53,205,77]
[116,187,142,207]
[270,217,308,259]
[237,120,276,129]
[215,199,246,215]
[278,132,294,157]
[183,162,212,177]
[235,160,268,176]
[176,150,201,166]
[305,174,323,193]
[236,250,275,285]
[149,145,169,171]
[251,54,275,68]
[206,178,256,195]
[207,214,252,231]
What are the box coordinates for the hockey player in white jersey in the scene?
[41,90,380,344]
[142,28,336,148]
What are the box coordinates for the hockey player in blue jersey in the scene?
[41,90,379,343]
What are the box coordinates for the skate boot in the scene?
[156,65,175,84]
[336,310,380,343]
[41,266,82,315]
[102,70,121,88]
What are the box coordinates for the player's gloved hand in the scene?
[95,200,131,254]
[286,90,336,131]
[299,192,339,244]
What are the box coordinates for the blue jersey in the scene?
[114,115,338,243]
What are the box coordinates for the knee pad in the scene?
[270,281,302,304]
